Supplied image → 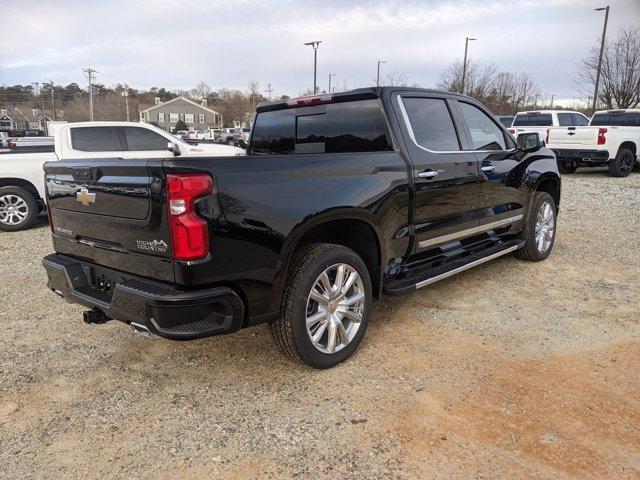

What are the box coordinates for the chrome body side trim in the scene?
[414,243,522,290]
[418,214,523,249]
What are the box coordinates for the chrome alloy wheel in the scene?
[305,263,365,354]
[0,194,29,226]
[534,201,555,253]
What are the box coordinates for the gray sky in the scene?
[1,0,639,104]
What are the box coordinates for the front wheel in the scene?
[515,191,557,262]
[0,186,38,231]
[608,148,634,177]
[269,243,372,368]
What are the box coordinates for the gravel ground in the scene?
[1,167,639,479]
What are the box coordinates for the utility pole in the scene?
[46,81,56,120]
[83,68,96,121]
[122,84,130,121]
[376,60,386,87]
[550,94,555,108]
[304,41,321,94]
[31,82,48,135]
[265,83,273,100]
[593,6,610,112]
[461,36,476,95]
[328,74,335,93]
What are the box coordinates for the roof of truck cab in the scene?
[256,87,472,112]
[515,110,586,115]
[56,121,151,127]
[593,108,640,114]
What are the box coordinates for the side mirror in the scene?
[517,132,543,153]
[167,142,181,157]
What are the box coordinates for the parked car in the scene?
[497,115,514,128]
[510,110,590,142]
[235,128,251,147]
[219,128,237,145]
[0,132,15,149]
[42,88,560,368]
[0,121,244,231]
[547,108,640,176]
[175,130,190,141]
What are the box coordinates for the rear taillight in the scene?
[597,128,607,145]
[8,140,16,149]
[166,174,213,261]
[545,128,549,145]
[508,128,515,135]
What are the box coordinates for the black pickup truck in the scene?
[43,88,560,368]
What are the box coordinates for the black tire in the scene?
[514,191,557,262]
[0,186,38,232]
[269,243,372,369]
[557,160,578,174]
[608,148,634,177]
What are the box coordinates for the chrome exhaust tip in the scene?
[130,322,160,339]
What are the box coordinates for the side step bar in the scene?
[383,240,524,295]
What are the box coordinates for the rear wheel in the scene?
[608,148,634,177]
[269,243,372,368]
[557,160,578,174]
[515,191,557,262]
[0,186,38,231]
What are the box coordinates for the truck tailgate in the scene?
[44,158,174,283]
[547,127,599,147]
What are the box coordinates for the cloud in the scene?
[1,0,639,100]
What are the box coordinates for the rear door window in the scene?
[122,127,168,151]
[557,112,573,126]
[456,101,507,151]
[71,127,120,151]
[572,113,590,126]
[401,97,460,151]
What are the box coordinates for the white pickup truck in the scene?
[509,110,591,142]
[0,121,244,231]
[546,109,640,177]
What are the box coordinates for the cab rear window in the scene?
[590,112,640,127]
[512,114,553,127]
[250,99,392,155]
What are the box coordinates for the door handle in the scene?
[481,165,495,173]
[418,169,439,179]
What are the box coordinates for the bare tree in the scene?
[247,80,262,111]
[577,26,640,110]
[190,81,211,100]
[438,59,540,113]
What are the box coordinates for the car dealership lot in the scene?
[1,170,639,479]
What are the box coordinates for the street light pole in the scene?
[304,41,321,94]
[376,60,386,87]
[461,36,476,95]
[593,6,610,112]
[328,73,335,93]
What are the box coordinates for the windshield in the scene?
[512,114,553,127]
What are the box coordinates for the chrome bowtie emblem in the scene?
[76,187,96,206]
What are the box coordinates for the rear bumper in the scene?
[551,148,610,164]
[42,253,245,340]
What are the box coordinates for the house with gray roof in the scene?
[139,96,222,132]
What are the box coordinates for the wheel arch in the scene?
[271,209,385,313]
[0,178,42,205]
[533,173,561,210]
[618,141,637,158]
